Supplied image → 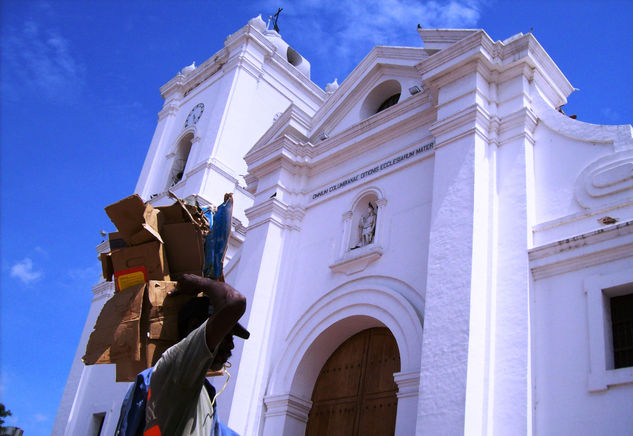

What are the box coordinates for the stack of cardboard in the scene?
[83,194,220,381]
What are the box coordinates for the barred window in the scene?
[610,293,633,369]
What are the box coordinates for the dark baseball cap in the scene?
[178,296,250,340]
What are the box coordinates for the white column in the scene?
[417,70,493,435]
[486,108,535,434]
[227,198,290,435]
[339,210,353,256]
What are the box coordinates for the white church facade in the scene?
[54,16,633,435]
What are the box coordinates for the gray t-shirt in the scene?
[144,320,219,436]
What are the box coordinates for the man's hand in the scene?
[174,274,246,351]
[170,273,210,296]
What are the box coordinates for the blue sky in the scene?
[1,0,631,434]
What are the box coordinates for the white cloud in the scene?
[33,413,48,423]
[257,0,482,85]
[600,107,621,122]
[34,246,49,258]
[68,263,102,283]
[10,258,43,284]
[2,15,85,101]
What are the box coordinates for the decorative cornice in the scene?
[232,216,247,238]
[245,136,306,181]
[223,53,265,82]
[244,197,305,232]
[158,103,179,120]
[430,103,490,147]
[160,48,229,100]
[310,92,433,163]
[394,370,421,399]
[245,104,312,165]
[530,220,633,260]
[529,220,633,280]
[183,51,229,98]
[417,31,573,110]
[416,30,488,78]
[96,240,110,255]
[496,107,538,146]
[92,281,114,300]
[532,93,633,152]
[263,393,312,422]
[182,157,240,185]
[330,245,383,275]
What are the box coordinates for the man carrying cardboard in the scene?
[143,273,248,436]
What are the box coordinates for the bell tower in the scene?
[134,14,324,225]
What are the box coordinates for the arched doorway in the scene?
[305,327,400,436]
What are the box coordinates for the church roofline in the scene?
[159,16,326,105]
[309,45,428,134]
[417,29,574,109]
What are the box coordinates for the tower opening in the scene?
[167,133,194,188]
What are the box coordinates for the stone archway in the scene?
[262,277,423,436]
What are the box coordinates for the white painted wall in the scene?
[531,252,633,434]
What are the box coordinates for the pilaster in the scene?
[227,197,298,435]
[394,371,421,436]
[262,393,312,436]
[418,109,491,434]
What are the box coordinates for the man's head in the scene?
[177,296,249,370]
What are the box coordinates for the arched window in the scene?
[360,80,402,119]
[167,133,194,188]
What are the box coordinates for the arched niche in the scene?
[330,188,387,275]
[349,192,379,251]
[166,131,195,188]
[262,277,423,436]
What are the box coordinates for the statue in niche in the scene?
[356,203,377,248]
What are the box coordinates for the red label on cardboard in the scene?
[114,266,148,291]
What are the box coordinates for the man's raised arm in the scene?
[171,274,246,351]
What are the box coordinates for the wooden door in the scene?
[305,328,400,436]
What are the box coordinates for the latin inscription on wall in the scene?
[311,141,434,201]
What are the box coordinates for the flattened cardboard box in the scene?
[100,252,113,281]
[110,241,170,290]
[105,194,163,246]
[159,196,209,229]
[162,222,205,278]
[108,231,127,250]
[84,280,194,382]
[83,283,145,365]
